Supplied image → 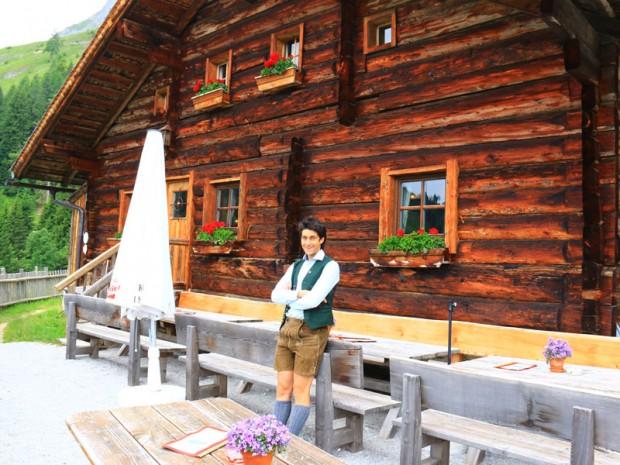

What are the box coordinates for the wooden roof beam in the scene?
[94,62,157,145]
[174,0,209,35]
[116,18,182,69]
[69,157,100,176]
[42,140,91,157]
[541,0,600,84]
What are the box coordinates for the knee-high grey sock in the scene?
[274,400,292,425]
[288,404,311,435]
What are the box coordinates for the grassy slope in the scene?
[0,297,65,343]
[0,30,95,94]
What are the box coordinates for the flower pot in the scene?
[106,238,121,246]
[548,357,566,373]
[192,241,235,255]
[255,67,302,92]
[191,88,231,111]
[240,451,274,465]
[369,248,450,268]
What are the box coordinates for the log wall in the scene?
[85,0,620,334]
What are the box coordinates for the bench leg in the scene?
[89,337,101,359]
[379,405,401,439]
[346,413,364,452]
[65,301,78,359]
[428,437,450,465]
[159,355,168,383]
[236,380,254,394]
[466,447,485,465]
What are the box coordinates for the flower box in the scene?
[192,241,236,255]
[255,67,302,93]
[191,88,231,111]
[369,248,450,268]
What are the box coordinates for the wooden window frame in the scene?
[205,49,233,87]
[118,189,133,233]
[363,9,396,54]
[203,174,247,240]
[153,85,170,115]
[379,160,458,253]
[271,23,304,71]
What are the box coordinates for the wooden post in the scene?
[66,300,77,360]
[186,325,199,400]
[570,407,594,465]
[400,373,422,465]
[315,353,334,453]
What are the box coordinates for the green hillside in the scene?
[0,30,96,94]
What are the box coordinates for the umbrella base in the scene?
[118,384,185,407]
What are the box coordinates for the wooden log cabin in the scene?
[11,0,620,336]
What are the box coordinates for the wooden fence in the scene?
[0,268,68,308]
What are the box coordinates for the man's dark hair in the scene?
[298,216,327,247]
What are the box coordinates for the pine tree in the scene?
[25,229,59,270]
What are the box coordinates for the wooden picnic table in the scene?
[244,321,457,393]
[450,355,620,396]
[66,397,348,465]
[450,355,620,464]
[329,330,457,363]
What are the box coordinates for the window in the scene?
[172,190,188,219]
[271,23,304,71]
[153,86,170,115]
[364,9,396,54]
[216,184,239,227]
[205,49,233,87]
[399,178,446,234]
[204,174,247,240]
[379,160,459,253]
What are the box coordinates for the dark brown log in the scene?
[284,138,303,262]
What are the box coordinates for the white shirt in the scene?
[271,249,340,319]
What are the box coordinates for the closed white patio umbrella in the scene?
[106,129,182,403]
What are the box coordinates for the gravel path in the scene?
[0,341,527,465]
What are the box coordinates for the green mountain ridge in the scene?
[0,30,95,94]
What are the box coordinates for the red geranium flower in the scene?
[193,81,203,92]
[417,229,425,235]
[270,52,280,61]
[429,227,439,235]
[397,229,405,237]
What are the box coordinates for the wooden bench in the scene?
[175,312,401,453]
[389,356,620,465]
[63,294,185,386]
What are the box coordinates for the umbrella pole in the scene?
[447,302,456,365]
[146,318,162,391]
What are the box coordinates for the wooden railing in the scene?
[55,243,120,298]
[0,268,68,307]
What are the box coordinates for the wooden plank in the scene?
[66,410,159,465]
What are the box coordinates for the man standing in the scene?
[270,216,340,435]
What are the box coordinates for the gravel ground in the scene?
[0,341,528,465]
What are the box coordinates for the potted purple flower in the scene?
[226,414,290,464]
[542,337,573,373]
